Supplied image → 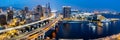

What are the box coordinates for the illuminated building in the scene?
[7,8,14,21]
[42,6,46,17]
[34,5,43,20]
[0,14,7,25]
[19,10,26,21]
[36,5,43,17]
[46,2,51,15]
[36,5,43,15]
[63,6,71,18]
[24,6,29,13]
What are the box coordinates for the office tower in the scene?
[37,5,43,17]
[92,11,99,21]
[0,14,7,25]
[19,10,26,21]
[63,6,71,18]
[36,5,43,17]
[46,2,51,14]
[33,5,43,20]
[36,5,42,12]
[24,6,29,13]
[42,6,46,18]
[7,8,14,21]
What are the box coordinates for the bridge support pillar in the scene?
[43,22,46,26]
[42,30,45,39]
[38,35,43,40]
[40,24,43,27]
[52,25,55,30]
[38,30,45,40]
[46,22,48,24]
[42,35,45,39]
[37,23,40,28]
[38,35,45,40]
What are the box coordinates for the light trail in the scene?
[0,13,56,33]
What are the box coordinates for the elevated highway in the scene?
[21,14,62,40]
[0,13,58,40]
[0,13,55,33]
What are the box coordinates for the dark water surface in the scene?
[56,14,120,39]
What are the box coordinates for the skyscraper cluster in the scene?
[0,3,51,25]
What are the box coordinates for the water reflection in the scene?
[97,26,103,35]
[105,22,109,31]
[81,23,84,31]
[105,22,109,27]
[54,14,120,39]
[88,22,96,33]
[113,21,117,27]
[62,23,70,38]
[63,23,70,32]
[57,20,120,39]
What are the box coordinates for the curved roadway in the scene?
[0,13,56,33]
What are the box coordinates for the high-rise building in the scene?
[7,8,14,21]
[33,5,43,20]
[46,2,51,14]
[42,6,46,17]
[63,6,71,18]
[38,5,44,17]
[36,5,43,17]
[0,14,7,25]
[24,6,29,13]
[36,5,42,12]
[19,10,26,21]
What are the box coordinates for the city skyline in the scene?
[0,0,120,40]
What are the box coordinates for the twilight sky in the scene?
[0,0,120,12]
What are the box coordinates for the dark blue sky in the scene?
[0,0,120,12]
